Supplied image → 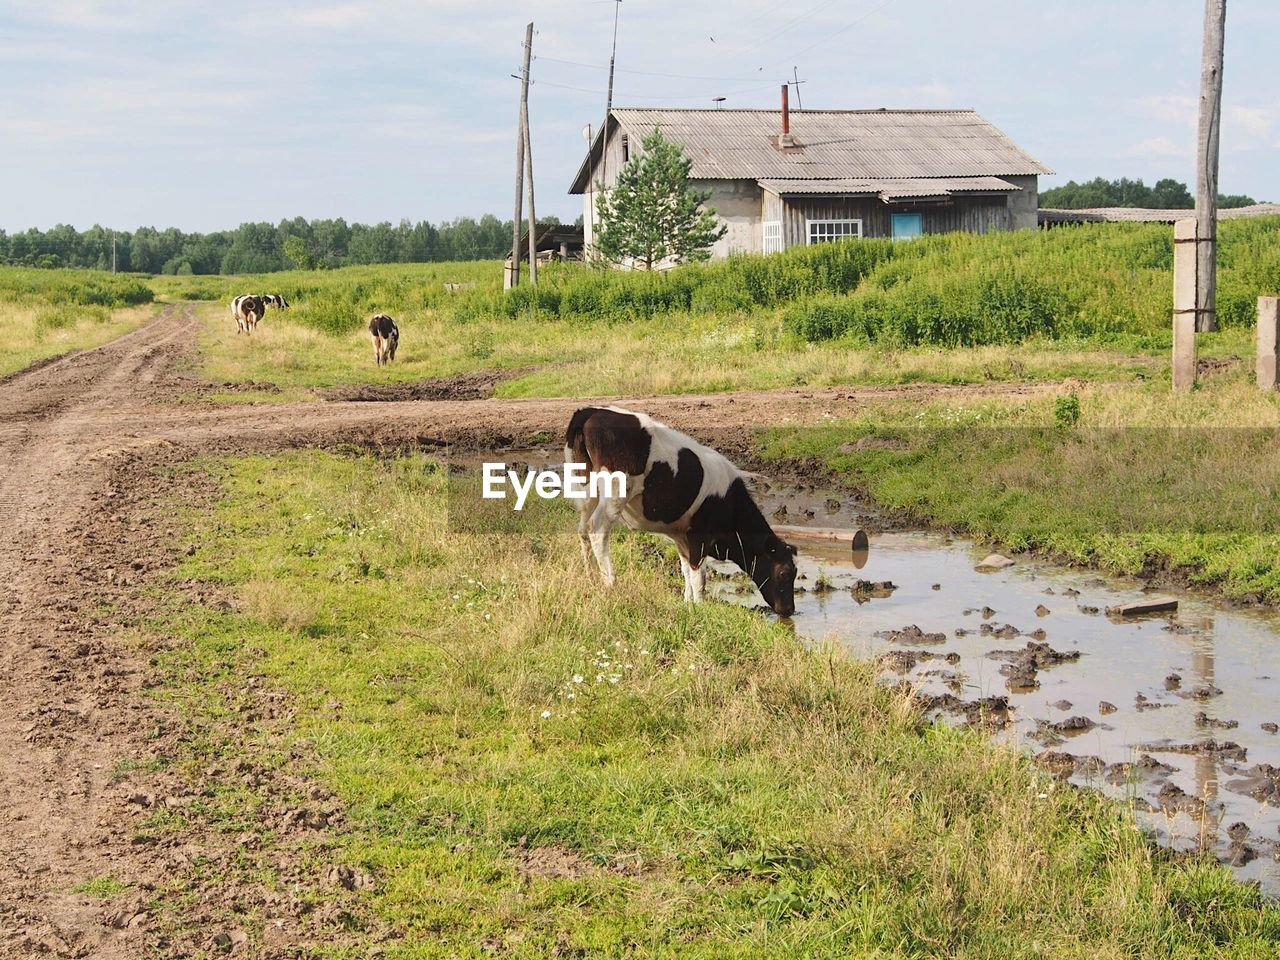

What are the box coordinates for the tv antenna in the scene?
[790,66,806,109]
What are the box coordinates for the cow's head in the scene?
[388,326,400,361]
[749,534,797,617]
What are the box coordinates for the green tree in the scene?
[284,235,317,269]
[594,129,726,270]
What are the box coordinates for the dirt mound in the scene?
[319,367,529,402]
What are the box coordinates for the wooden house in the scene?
[568,91,1051,260]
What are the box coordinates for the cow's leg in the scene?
[679,554,695,602]
[588,498,622,587]
[689,561,707,603]
[576,496,598,571]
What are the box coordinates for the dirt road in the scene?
[0,305,1057,957]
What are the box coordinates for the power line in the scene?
[784,0,903,61]
[535,53,766,84]
[731,0,842,57]
[524,75,780,102]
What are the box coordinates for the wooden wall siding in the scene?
[776,195,1012,247]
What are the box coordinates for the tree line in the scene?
[0,215,570,274]
[1040,176,1261,210]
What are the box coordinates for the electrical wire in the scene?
[535,54,767,84]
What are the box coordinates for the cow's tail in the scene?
[564,407,597,471]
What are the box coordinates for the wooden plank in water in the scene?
[1106,597,1179,617]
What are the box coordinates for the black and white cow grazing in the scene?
[231,295,266,334]
[368,313,399,366]
[261,294,290,311]
[565,406,797,616]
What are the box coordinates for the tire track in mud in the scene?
[0,304,1062,956]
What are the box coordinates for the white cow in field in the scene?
[564,406,797,615]
[368,313,399,366]
[231,295,265,334]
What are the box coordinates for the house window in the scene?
[621,134,629,163]
[891,213,923,240]
[806,219,862,245]
[763,221,783,255]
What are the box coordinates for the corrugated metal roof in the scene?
[1039,204,1280,224]
[759,176,1021,200]
[569,108,1051,193]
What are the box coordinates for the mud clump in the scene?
[1194,711,1238,730]
[989,641,1081,692]
[850,579,896,599]
[1223,764,1280,804]
[1051,715,1096,735]
[878,624,946,646]
[1098,701,1117,715]
[1157,782,1207,818]
[1036,751,1104,780]
[1104,755,1176,785]
[319,367,528,402]
[1149,739,1247,762]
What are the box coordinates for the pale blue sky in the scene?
[1,0,1276,232]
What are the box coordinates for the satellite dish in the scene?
[581,124,593,141]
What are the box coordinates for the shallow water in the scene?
[738,486,1280,890]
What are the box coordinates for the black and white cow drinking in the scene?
[565,406,797,616]
[231,295,266,334]
[368,313,399,366]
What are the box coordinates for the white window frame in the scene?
[762,221,784,255]
[806,218,863,245]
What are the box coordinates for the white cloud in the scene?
[1123,136,1187,159]
[1130,94,1197,127]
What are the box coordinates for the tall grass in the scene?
[150,261,500,335]
[0,266,157,376]
[424,218,1277,350]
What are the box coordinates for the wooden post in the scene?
[1258,297,1280,390]
[507,21,533,291]
[1194,0,1226,332]
[1173,219,1199,391]
[523,67,538,287]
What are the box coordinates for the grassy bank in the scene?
[179,219,1276,398]
[761,372,1280,602]
[0,266,156,376]
[145,450,1279,957]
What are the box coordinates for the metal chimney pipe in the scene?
[781,84,790,135]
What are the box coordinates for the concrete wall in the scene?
[1004,175,1039,230]
[695,179,764,258]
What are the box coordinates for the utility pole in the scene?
[508,21,533,290]
[522,30,538,287]
[111,233,117,274]
[1194,0,1226,332]
[598,1,621,201]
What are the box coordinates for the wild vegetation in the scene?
[1039,175,1261,210]
[148,449,1280,957]
[0,266,155,376]
[762,376,1280,601]
[177,217,1279,397]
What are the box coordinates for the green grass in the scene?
[0,266,158,376]
[72,874,131,900]
[761,371,1280,601]
[147,450,1280,958]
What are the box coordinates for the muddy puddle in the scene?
[732,483,1280,890]
[451,447,1280,888]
